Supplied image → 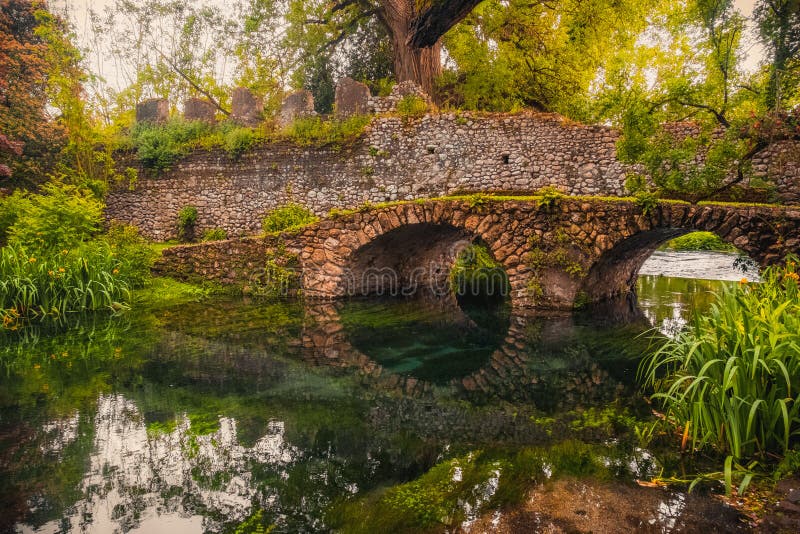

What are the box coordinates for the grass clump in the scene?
[661,231,737,252]
[280,115,371,146]
[262,203,318,234]
[640,257,800,494]
[202,228,228,242]
[396,94,428,118]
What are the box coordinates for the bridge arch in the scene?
[298,201,532,306]
[294,199,800,310]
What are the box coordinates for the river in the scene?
[0,251,753,533]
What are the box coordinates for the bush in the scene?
[662,231,736,252]
[449,243,509,299]
[177,206,198,243]
[202,228,228,241]
[223,126,256,157]
[6,182,103,253]
[130,119,211,171]
[640,257,800,493]
[281,115,371,146]
[104,223,157,288]
[262,203,318,234]
[0,190,29,245]
[396,94,429,118]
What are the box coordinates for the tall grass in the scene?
[1,243,133,325]
[640,257,800,493]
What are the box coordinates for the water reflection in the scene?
[1,255,747,532]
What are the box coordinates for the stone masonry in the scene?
[108,112,632,240]
[156,197,800,311]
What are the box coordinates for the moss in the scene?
[662,231,737,252]
[131,277,222,310]
[280,115,371,146]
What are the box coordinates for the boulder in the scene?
[231,87,263,126]
[183,98,217,123]
[278,90,315,127]
[335,77,371,118]
[136,98,169,123]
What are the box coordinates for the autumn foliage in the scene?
[0,0,70,187]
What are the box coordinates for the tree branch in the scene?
[154,48,230,116]
[408,0,485,48]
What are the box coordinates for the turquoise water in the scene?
[0,258,744,533]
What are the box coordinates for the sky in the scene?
[54,0,769,93]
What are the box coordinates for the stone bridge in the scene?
[291,197,800,310]
[158,196,800,310]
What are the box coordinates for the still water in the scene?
[0,252,750,533]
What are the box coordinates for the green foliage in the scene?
[202,228,228,242]
[0,243,132,324]
[395,94,428,118]
[5,181,103,253]
[639,257,800,494]
[129,119,212,172]
[177,206,198,243]
[104,223,157,288]
[0,190,28,245]
[662,231,736,252]
[261,203,318,234]
[221,125,256,158]
[450,243,509,299]
[634,191,659,217]
[280,115,371,146]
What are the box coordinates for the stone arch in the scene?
[298,201,531,306]
[577,203,799,305]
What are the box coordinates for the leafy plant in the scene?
[280,115,370,146]
[395,94,428,118]
[449,243,509,299]
[129,119,212,171]
[262,203,318,234]
[222,126,256,158]
[202,228,228,241]
[639,257,800,495]
[634,191,659,217]
[177,206,198,243]
[5,181,103,253]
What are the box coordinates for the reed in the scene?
[640,257,800,493]
[0,243,132,325]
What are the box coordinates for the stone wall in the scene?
[106,110,800,241]
[106,112,630,240]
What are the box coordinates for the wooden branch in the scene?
[154,48,230,116]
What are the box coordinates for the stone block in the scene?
[231,87,263,126]
[136,98,169,123]
[335,77,371,118]
[183,98,217,123]
[278,90,315,127]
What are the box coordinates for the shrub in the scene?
[130,119,211,171]
[640,257,800,494]
[281,115,371,146]
[449,243,509,299]
[177,206,198,243]
[396,94,428,118]
[262,203,318,234]
[104,223,157,288]
[662,231,736,252]
[223,126,256,158]
[202,228,228,241]
[537,185,564,211]
[0,190,29,245]
[6,182,103,253]
[634,190,659,216]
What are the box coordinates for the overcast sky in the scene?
[55,0,768,92]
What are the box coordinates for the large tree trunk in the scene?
[379,0,482,96]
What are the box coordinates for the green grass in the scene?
[130,277,222,310]
[639,257,800,494]
[262,203,319,234]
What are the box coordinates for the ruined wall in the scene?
[106,111,800,241]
